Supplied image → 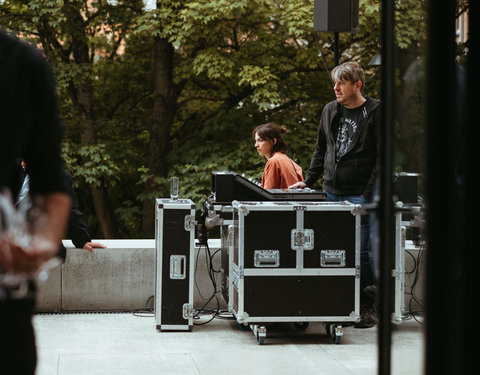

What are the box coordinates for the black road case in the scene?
[155,198,196,331]
[229,200,361,344]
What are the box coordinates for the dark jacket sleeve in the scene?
[64,171,91,248]
[304,105,330,187]
[362,104,381,199]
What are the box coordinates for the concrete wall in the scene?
[35,239,224,312]
[35,239,424,315]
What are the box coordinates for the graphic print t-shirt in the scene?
[335,103,367,161]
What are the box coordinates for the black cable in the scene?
[194,294,220,325]
[404,248,418,275]
[132,295,154,317]
[313,31,334,86]
[404,246,425,325]
[194,243,209,300]
[193,241,224,325]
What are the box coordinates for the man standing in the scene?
[0,30,71,373]
[290,61,379,328]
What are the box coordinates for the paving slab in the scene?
[33,312,424,375]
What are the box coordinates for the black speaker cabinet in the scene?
[393,172,419,204]
[314,0,359,33]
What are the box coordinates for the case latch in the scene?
[184,215,197,231]
[182,303,194,319]
[291,229,314,250]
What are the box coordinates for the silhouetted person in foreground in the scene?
[0,30,71,374]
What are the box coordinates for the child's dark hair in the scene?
[252,122,288,156]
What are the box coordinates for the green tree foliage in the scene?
[1,0,146,237]
[0,0,430,238]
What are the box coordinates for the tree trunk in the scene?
[142,36,177,235]
[74,78,118,238]
[90,183,117,238]
[65,2,118,238]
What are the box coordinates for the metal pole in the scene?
[464,5,475,373]
[378,0,395,374]
[424,0,457,374]
[334,32,339,66]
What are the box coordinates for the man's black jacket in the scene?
[304,95,380,199]
[58,170,91,259]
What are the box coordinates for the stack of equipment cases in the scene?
[155,198,196,331]
[229,200,361,344]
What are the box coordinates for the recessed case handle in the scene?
[170,255,186,279]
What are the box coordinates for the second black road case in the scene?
[155,198,196,331]
[229,200,361,344]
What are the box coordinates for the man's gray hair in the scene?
[331,62,365,92]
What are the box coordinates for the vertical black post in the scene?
[424,0,462,374]
[378,0,394,374]
[464,3,475,374]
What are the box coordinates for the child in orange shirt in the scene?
[252,122,304,189]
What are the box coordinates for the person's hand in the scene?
[289,181,307,189]
[0,234,57,274]
[82,242,106,252]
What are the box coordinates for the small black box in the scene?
[393,172,419,204]
[314,0,359,33]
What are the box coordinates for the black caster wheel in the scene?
[331,325,343,344]
[333,334,342,344]
[294,322,309,331]
[324,323,332,337]
[238,323,250,331]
